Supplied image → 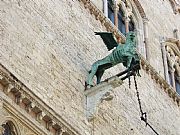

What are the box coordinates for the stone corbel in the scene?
[37,111,47,122]
[60,128,66,135]
[6,83,14,93]
[84,76,123,121]
[48,120,57,131]
[0,74,9,87]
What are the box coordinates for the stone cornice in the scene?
[80,0,180,106]
[0,64,81,135]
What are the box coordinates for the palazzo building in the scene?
[0,0,180,135]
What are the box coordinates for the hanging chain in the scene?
[128,76,131,89]
[133,74,160,135]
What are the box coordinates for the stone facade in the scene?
[0,0,180,135]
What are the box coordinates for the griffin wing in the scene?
[95,32,118,51]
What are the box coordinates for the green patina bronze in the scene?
[86,31,140,86]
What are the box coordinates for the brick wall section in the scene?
[0,0,180,135]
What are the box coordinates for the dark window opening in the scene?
[2,122,16,135]
[175,78,180,95]
[129,18,135,32]
[108,1,114,24]
[3,123,11,135]
[118,9,126,35]
[168,71,173,87]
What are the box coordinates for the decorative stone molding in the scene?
[169,0,180,14]
[84,76,123,121]
[0,64,80,135]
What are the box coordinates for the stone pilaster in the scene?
[124,17,130,34]
[170,68,176,90]
[143,17,150,62]
[113,0,119,27]
[161,42,170,84]
[103,0,108,17]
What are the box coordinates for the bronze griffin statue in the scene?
[86,31,140,88]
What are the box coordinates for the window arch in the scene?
[103,0,148,59]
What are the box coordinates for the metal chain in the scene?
[128,76,131,89]
[133,75,160,135]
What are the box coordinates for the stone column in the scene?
[170,68,176,90]
[161,42,170,84]
[143,18,150,62]
[124,17,130,34]
[103,0,108,17]
[113,0,119,27]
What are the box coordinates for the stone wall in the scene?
[0,0,180,135]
